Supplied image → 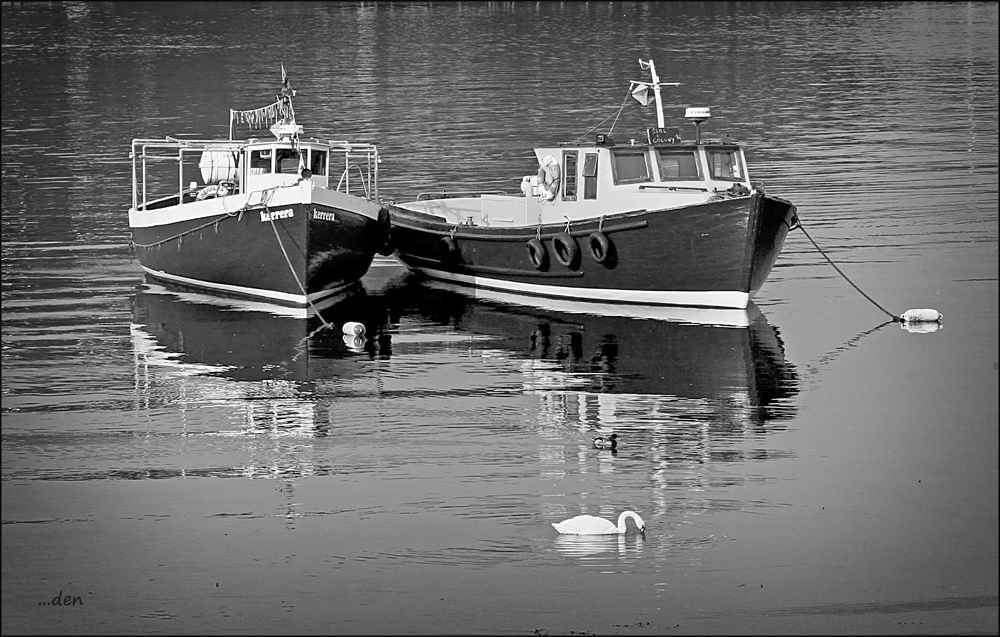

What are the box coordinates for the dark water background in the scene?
[2,2,997,634]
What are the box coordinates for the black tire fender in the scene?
[588,231,612,263]
[526,238,548,270]
[551,232,579,268]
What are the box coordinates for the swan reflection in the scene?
[554,533,645,559]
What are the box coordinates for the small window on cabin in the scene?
[707,149,743,181]
[276,148,300,174]
[657,150,701,180]
[611,150,651,184]
[562,151,578,200]
[310,150,328,176]
[250,150,271,175]
[582,153,598,200]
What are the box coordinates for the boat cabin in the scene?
[529,134,751,209]
[399,60,758,229]
[403,132,753,229]
[130,123,379,212]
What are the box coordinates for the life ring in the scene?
[196,184,229,200]
[526,238,548,270]
[588,231,612,263]
[551,232,579,268]
[536,154,560,201]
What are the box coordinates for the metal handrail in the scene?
[416,190,507,201]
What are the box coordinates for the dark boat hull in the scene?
[131,199,389,307]
[388,192,796,309]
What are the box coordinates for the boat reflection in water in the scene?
[130,280,389,483]
[382,278,800,434]
[130,270,798,482]
[131,280,381,383]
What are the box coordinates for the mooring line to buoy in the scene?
[290,320,339,362]
[268,217,333,329]
[796,221,902,322]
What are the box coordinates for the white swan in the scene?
[551,511,645,536]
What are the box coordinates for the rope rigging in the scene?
[795,221,902,322]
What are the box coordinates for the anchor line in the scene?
[796,221,901,322]
[290,320,340,363]
[267,216,331,328]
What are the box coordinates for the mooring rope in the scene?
[796,221,901,322]
[268,217,331,328]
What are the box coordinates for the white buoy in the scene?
[342,334,365,350]
[900,309,942,323]
[342,321,366,336]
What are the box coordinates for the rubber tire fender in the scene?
[526,238,548,270]
[551,232,579,268]
[587,231,612,263]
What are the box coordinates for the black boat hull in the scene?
[388,192,796,309]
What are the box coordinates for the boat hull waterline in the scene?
[131,186,388,307]
[390,192,796,309]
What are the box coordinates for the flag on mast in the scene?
[279,63,295,97]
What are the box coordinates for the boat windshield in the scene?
[276,148,300,173]
[657,149,701,181]
[310,149,327,176]
[611,149,651,184]
[707,148,744,181]
[250,149,271,174]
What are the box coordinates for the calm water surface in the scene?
[2,2,997,634]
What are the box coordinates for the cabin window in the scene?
[249,149,271,175]
[310,149,328,176]
[707,149,743,181]
[582,153,598,199]
[562,151,578,201]
[275,148,300,174]
[611,150,651,184]
[657,149,701,180]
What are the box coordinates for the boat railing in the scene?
[417,190,507,201]
[130,138,244,212]
[329,140,379,200]
[131,137,382,210]
[637,184,710,192]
